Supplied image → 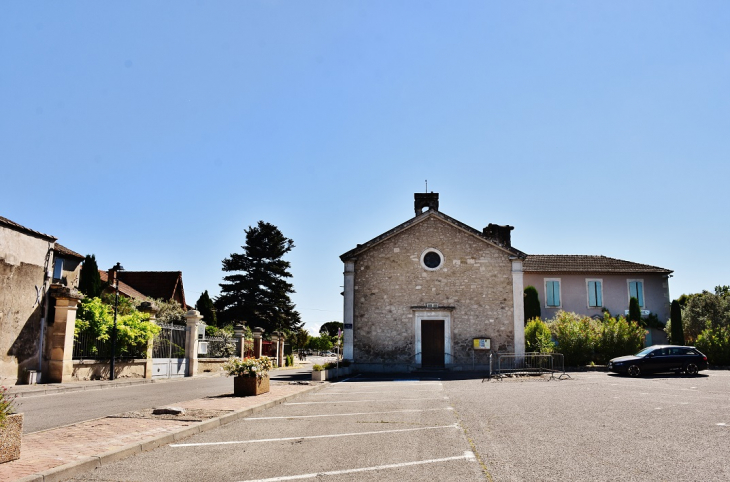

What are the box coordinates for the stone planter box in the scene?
[312,370,326,381]
[0,413,23,464]
[233,375,270,396]
[312,367,352,381]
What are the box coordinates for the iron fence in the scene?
[73,329,147,360]
[152,323,187,359]
[205,335,237,358]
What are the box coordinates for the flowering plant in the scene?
[0,386,17,428]
[223,357,272,379]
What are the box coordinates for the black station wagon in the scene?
[607,345,708,377]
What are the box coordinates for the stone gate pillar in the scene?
[233,324,246,359]
[271,332,280,367]
[45,287,84,383]
[252,327,263,359]
[277,333,286,368]
[185,310,204,377]
[138,302,159,379]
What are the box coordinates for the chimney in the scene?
[483,223,514,248]
[107,267,117,287]
[414,192,439,216]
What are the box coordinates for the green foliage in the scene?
[195,290,217,327]
[319,322,344,338]
[206,327,237,358]
[308,335,333,352]
[78,254,103,298]
[0,386,16,428]
[594,313,645,364]
[523,286,541,324]
[670,300,685,345]
[285,354,294,367]
[546,311,645,366]
[324,362,338,369]
[628,297,642,323]
[525,318,554,353]
[151,298,187,325]
[290,328,310,351]
[216,221,303,332]
[695,325,730,366]
[312,364,324,371]
[681,290,730,343]
[75,297,160,357]
[101,292,138,316]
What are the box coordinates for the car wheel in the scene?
[628,365,641,377]
[685,363,699,376]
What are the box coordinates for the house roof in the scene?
[54,244,85,260]
[340,209,527,261]
[99,270,151,301]
[0,215,56,242]
[98,270,187,308]
[523,255,672,274]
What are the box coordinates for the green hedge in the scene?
[695,325,730,366]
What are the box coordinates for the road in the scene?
[19,365,315,434]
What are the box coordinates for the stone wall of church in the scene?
[352,216,515,368]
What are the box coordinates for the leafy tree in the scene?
[524,286,541,324]
[525,318,553,353]
[290,328,310,351]
[628,297,642,323]
[319,322,344,338]
[151,298,187,325]
[196,290,217,327]
[215,221,303,333]
[307,335,333,353]
[670,300,685,345]
[78,254,103,298]
[681,290,730,343]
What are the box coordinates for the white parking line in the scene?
[170,423,459,448]
[285,397,448,405]
[245,407,453,420]
[237,451,476,482]
[316,389,441,395]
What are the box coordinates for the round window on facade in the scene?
[420,248,444,271]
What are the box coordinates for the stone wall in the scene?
[352,216,515,369]
[0,226,52,382]
[71,359,147,380]
[197,358,228,374]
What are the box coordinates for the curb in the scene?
[14,382,328,482]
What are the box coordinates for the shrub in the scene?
[0,387,16,428]
[324,362,337,369]
[524,286,541,324]
[628,297,642,323]
[670,300,685,345]
[681,290,730,343]
[525,318,554,353]
[285,355,294,367]
[695,325,730,366]
[312,364,324,371]
[594,313,645,364]
[547,311,599,367]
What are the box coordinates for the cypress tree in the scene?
[215,221,303,333]
[196,290,217,327]
[628,296,642,323]
[670,299,685,345]
[78,254,103,298]
[524,286,541,324]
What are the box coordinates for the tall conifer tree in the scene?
[78,254,103,298]
[524,286,541,324]
[670,299,685,345]
[215,221,302,333]
[196,290,217,327]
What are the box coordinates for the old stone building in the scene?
[340,193,527,372]
[340,193,673,372]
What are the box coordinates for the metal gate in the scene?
[152,323,188,378]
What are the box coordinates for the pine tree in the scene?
[524,286,541,324]
[195,290,217,327]
[215,221,303,333]
[670,299,685,345]
[78,254,103,298]
[628,297,642,323]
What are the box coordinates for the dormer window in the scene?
[53,258,64,281]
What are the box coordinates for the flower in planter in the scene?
[0,387,16,428]
[223,357,272,379]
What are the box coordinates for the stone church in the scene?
[340,193,527,372]
[340,193,673,372]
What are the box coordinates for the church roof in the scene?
[524,255,672,274]
[340,209,527,261]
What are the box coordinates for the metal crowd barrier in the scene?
[484,352,570,381]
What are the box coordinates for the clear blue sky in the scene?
[2,2,729,333]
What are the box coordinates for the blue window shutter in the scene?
[629,281,637,300]
[554,281,560,306]
[588,282,597,307]
[637,282,644,307]
[596,281,602,307]
[547,281,558,306]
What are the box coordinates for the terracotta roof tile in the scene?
[54,244,85,260]
[524,255,672,274]
[99,270,151,301]
[0,215,56,241]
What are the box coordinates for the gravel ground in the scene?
[108,408,232,422]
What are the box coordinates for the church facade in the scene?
[340,193,672,372]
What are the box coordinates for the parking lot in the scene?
[74,371,730,481]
